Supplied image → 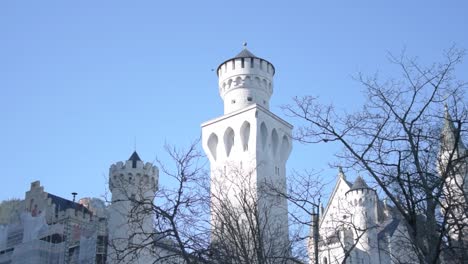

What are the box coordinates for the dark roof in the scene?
[47,193,91,215]
[234,48,257,58]
[129,151,141,168]
[349,176,371,191]
[378,218,401,240]
[128,151,141,162]
[216,48,275,76]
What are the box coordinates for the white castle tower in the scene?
[201,46,293,259]
[107,151,158,264]
[345,177,379,264]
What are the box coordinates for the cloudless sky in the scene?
[1,1,467,202]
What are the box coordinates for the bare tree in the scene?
[209,164,304,264]
[283,47,468,263]
[107,141,314,264]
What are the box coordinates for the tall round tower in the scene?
[203,46,292,260]
[107,151,158,264]
[345,176,379,264]
[216,45,275,114]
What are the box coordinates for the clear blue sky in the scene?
[1,1,467,202]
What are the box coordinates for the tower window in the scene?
[251,58,254,68]
[241,58,245,68]
[232,60,235,70]
[247,97,252,102]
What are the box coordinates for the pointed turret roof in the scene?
[216,45,275,76]
[128,151,141,161]
[349,176,371,191]
[128,151,141,168]
[234,48,257,59]
[441,105,466,151]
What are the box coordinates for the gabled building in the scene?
[308,169,418,264]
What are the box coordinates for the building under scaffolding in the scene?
[0,181,107,264]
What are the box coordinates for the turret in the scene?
[107,151,158,264]
[345,176,379,263]
[216,44,275,114]
[440,105,467,165]
[109,151,158,197]
[438,105,468,248]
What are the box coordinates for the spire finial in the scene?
[338,166,345,179]
[444,102,451,121]
[243,42,247,48]
[134,136,137,152]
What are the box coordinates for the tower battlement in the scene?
[217,48,275,114]
[345,176,377,209]
[109,160,156,173]
[108,152,158,194]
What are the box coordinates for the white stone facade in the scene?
[202,48,292,259]
[107,152,158,264]
[309,172,419,264]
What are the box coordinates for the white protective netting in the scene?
[8,212,67,264]
[78,228,97,264]
[10,239,65,264]
[21,211,48,243]
[0,225,7,250]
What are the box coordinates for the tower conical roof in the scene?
[234,48,257,58]
[128,151,141,162]
[128,151,141,168]
[349,176,370,191]
[441,106,466,151]
[216,46,275,76]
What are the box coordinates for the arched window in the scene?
[323,257,328,264]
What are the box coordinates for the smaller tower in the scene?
[107,151,158,264]
[438,106,468,254]
[440,105,467,165]
[345,176,379,264]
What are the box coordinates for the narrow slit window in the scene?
[241,58,245,68]
[251,58,254,68]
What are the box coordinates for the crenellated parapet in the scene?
[108,153,158,195]
[345,177,378,223]
[217,48,275,114]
